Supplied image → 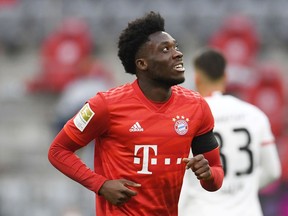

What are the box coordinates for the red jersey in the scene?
[64,80,214,216]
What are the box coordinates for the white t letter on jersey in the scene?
[134,145,157,174]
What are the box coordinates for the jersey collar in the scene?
[132,80,174,113]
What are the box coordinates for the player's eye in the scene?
[162,47,169,53]
[175,45,180,51]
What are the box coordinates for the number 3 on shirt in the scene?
[214,128,253,177]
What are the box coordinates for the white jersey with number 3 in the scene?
[179,92,281,216]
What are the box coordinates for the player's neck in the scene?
[137,79,172,102]
[199,85,225,97]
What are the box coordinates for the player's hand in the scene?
[98,179,141,206]
[183,154,212,180]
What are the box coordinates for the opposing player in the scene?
[179,48,282,216]
[48,12,224,216]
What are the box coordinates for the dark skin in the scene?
[98,31,212,206]
[183,155,212,180]
[136,31,185,102]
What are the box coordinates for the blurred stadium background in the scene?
[0,0,288,215]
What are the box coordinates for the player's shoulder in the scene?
[99,83,134,101]
[227,95,268,118]
[172,85,203,101]
[234,96,262,111]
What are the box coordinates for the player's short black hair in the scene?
[118,11,165,75]
[193,48,226,80]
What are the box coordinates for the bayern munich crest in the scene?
[172,115,189,135]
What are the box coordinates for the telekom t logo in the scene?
[134,145,157,174]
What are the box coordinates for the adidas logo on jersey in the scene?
[129,122,144,132]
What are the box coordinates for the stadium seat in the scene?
[27,18,94,93]
[209,14,259,66]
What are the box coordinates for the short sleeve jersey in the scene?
[179,92,275,216]
[64,80,214,216]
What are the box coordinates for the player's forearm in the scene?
[200,147,224,191]
[48,129,107,194]
[200,166,223,191]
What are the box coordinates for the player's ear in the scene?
[136,58,148,71]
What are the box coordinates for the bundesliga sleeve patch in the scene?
[73,103,95,132]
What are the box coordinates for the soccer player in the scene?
[178,48,282,216]
[48,12,224,216]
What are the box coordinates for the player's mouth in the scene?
[173,63,185,72]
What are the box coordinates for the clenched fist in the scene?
[183,154,212,180]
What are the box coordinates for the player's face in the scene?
[142,31,185,86]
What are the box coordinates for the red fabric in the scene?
[200,147,224,191]
[48,129,107,194]
[62,80,215,216]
